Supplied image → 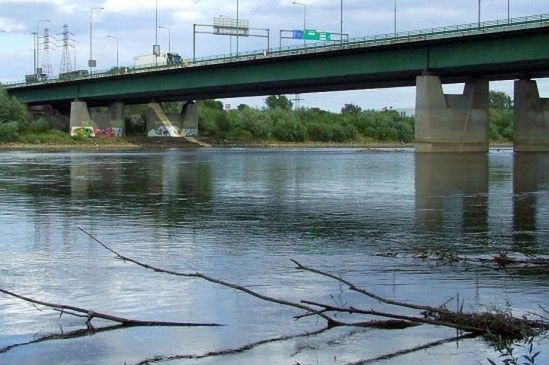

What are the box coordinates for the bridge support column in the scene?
[147,101,198,137]
[514,79,549,152]
[415,75,489,152]
[181,101,198,137]
[69,100,95,137]
[107,102,125,137]
[70,101,125,137]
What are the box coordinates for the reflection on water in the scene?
[415,153,488,236]
[513,153,549,245]
[0,149,547,365]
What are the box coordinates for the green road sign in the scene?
[303,29,331,41]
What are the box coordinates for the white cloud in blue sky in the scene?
[0,0,547,111]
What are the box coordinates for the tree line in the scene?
[0,87,514,144]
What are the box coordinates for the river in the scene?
[0,148,547,365]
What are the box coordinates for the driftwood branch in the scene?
[132,327,329,365]
[292,260,548,338]
[301,300,484,333]
[343,333,477,365]
[376,250,549,270]
[79,227,417,330]
[0,324,128,354]
[291,259,444,313]
[0,288,222,328]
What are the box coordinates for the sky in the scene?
[0,0,547,111]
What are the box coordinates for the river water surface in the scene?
[0,148,547,365]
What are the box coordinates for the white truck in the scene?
[134,53,183,68]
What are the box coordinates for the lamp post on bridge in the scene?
[236,0,239,56]
[340,0,343,44]
[393,0,397,35]
[89,7,103,73]
[478,0,481,27]
[292,1,306,45]
[158,25,171,53]
[106,35,119,69]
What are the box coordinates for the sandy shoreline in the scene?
[0,140,513,151]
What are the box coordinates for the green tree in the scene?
[489,91,513,111]
[265,95,293,111]
[488,91,513,142]
[341,103,362,115]
[0,89,31,129]
[199,100,224,111]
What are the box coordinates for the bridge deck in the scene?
[5,13,548,88]
[4,14,549,106]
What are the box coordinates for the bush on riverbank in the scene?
[197,98,414,144]
[0,89,31,142]
[0,87,515,145]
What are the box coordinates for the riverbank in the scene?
[0,138,514,151]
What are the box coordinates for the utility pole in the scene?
[394,0,397,35]
[159,26,170,53]
[236,0,239,56]
[107,35,119,69]
[478,0,481,27]
[340,0,343,45]
[89,7,103,73]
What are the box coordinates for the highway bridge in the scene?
[5,14,549,151]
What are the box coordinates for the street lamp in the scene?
[236,0,239,56]
[394,0,397,35]
[158,25,171,53]
[219,15,233,54]
[31,32,37,75]
[89,7,103,73]
[340,0,343,44]
[36,19,49,75]
[292,1,306,45]
[478,0,481,27]
[507,0,510,22]
[106,35,119,69]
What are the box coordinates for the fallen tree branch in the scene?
[293,262,548,338]
[376,250,549,269]
[291,259,445,314]
[79,228,547,343]
[79,227,417,330]
[302,300,485,333]
[343,333,477,365]
[0,324,127,354]
[0,288,222,328]
[132,327,329,365]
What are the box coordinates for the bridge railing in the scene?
[4,13,548,88]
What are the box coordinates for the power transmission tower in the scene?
[59,24,75,73]
[42,27,55,77]
[293,94,303,109]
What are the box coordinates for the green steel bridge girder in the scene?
[7,28,549,107]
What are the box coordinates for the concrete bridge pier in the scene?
[70,100,125,137]
[415,75,489,152]
[147,101,198,138]
[514,79,549,152]
[69,100,94,137]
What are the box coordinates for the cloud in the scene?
[0,16,26,32]
[0,0,77,13]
